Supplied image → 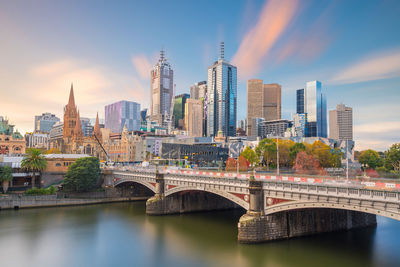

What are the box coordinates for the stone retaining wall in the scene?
[0,194,148,210]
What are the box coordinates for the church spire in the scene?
[73,110,83,140]
[94,112,101,138]
[68,83,76,108]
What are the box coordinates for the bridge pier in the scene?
[238,178,377,243]
[238,179,268,243]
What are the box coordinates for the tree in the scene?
[310,141,333,168]
[63,157,101,192]
[293,151,327,175]
[241,147,258,167]
[289,142,306,164]
[359,149,382,170]
[255,138,276,170]
[225,158,237,172]
[330,148,343,168]
[275,139,294,168]
[384,143,400,172]
[238,155,250,172]
[21,148,47,189]
[0,165,13,193]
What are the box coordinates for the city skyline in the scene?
[1,0,400,150]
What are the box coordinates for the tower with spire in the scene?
[150,49,174,127]
[93,112,101,140]
[63,84,79,139]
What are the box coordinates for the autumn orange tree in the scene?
[293,151,327,175]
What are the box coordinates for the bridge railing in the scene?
[262,180,400,203]
[113,168,400,192]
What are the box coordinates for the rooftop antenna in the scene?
[220,42,224,60]
[160,48,165,62]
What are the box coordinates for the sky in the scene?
[0,0,399,151]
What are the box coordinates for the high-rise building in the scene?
[296,89,305,114]
[190,81,208,136]
[34,113,60,133]
[259,119,293,138]
[207,42,237,137]
[184,99,203,137]
[140,109,148,122]
[250,117,265,137]
[80,117,93,137]
[150,49,174,127]
[190,81,207,100]
[105,100,141,133]
[173,93,190,129]
[329,104,353,141]
[293,113,307,137]
[247,79,281,136]
[297,81,327,138]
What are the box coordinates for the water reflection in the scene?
[0,202,399,267]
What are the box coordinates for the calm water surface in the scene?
[0,202,399,267]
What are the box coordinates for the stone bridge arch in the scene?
[114,179,156,193]
[264,200,400,221]
[164,185,249,210]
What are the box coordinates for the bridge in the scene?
[105,168,400,243]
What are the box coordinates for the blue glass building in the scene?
[207,43,237,137]
[304,81,327,138]
[296,89,305,114]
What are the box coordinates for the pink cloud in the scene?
[330,48,400,84]
[0,58,149,134]
[132,54,152,80]
[232,0,299,79]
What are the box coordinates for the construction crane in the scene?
[93,133,112,166]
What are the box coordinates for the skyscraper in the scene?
[184,99,203,137]
[190,81,207,100]
[207,42,237,137]
[34,113,60,133]
[190,81,207,136]
[329,104,353,140]
[173,93,190,129]
[105,100,141,133]
[150,49,174,127]
[298,81,327,138]
[247,79,281,137]
[80,117,93,137]
[296,89,305,114]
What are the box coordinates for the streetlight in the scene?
[274,131,280,178]
[346,139,349,181]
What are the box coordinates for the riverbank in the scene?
[0,194,149,210]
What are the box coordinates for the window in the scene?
[56,163,61,167]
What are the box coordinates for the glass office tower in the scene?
[207,43,237,137]
[296,89,305,114]
[304,81,327,138]
[105,100,141,133]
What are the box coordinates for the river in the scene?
[0,202,399,267]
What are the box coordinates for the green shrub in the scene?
[25,186,56,195]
